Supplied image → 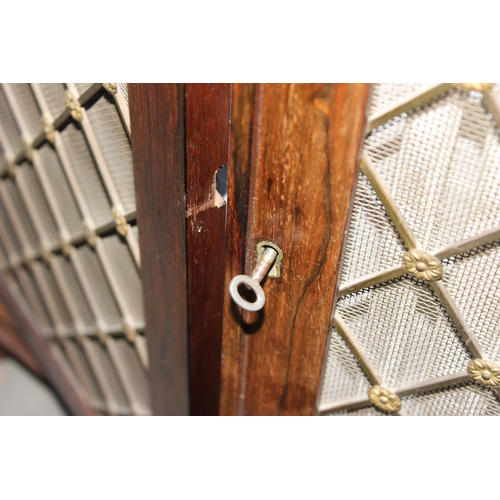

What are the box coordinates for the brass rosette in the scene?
[468,359,500,386]
[368,385,401,413]
[402,248,443,281]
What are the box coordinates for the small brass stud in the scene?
[65,90,83,122]
[40,246,53,264]
[58,235,73,257]
[112,207,128,236]
[41,114,56,144]
[122,320,137,343]
[103,83,118,96]
[96,325,108,346]
[21,139,33,162]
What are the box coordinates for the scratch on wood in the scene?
[187,173,225,218]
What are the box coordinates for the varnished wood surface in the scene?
[185,84,230,415]
[220,84,370,415]
[219,84,256,415]
[129,84,190,416]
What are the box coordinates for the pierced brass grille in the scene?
[0,83,150,415]
[320,84,500,416]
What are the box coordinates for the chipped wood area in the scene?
[185,84,231,415]
[220,84,370,415]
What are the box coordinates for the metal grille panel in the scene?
[320,83,500,416]
[0,83,150,415]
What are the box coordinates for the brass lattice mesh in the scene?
[0,83,149,415]
[320,84,500,416]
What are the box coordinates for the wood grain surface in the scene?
[185,84,230,415]
[220,84,370,415]
[129,84,190,416]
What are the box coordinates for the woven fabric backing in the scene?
[39,84,67,119]
[365,88,500,249]
[442,243,500,361]
[36,143,83,236]
[340,173,406,285]
[62,338,104,405]
[15,265,53,335]
[9,84,43,139]
[369,83,435,116]
[85,95,136,212]
[59,122,112,226]
[75,244,122,328]
[0,87,21,151]
[100,234,144,326]
[320,83,500,416]
[337,279,471,387]
[403,382,500,416]
[16,162,58,242]
[0,197,23,258]
[319,328,371,404]
[3,178,39,250]
[52,254,95,329]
